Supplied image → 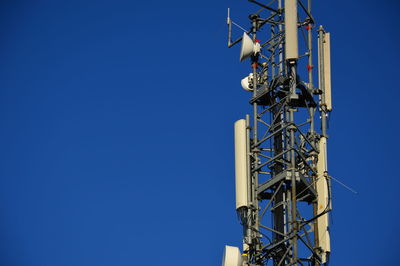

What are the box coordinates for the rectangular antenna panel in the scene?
[323,32,332,111]
[284,0,299,60]
[234,119,248,209]
[316,137,331,263]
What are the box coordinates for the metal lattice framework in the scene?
[227,0,332,265]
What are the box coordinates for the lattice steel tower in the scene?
[223,1,333,265]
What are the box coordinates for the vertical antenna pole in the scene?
[250,14,261,262]
[307,0,315,134]
[285,0,299,261]
[227,8,232,47]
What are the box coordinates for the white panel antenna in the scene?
[222,245,242,266]
[234,119,249,209]
[316,136,331,263]
[323,32,332,111]
[284,0,299,61]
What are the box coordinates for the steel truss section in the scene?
[228,0,332,265]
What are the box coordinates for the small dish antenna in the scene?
[239,33,261,62]
[241,73,254,91]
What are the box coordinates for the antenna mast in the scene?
[224,1,333,265]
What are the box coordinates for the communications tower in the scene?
[223,1,333,265]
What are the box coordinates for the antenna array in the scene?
[224,1,333,265]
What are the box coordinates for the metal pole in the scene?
[307,0,315,135]
[289,66,298,265]
[306,2,321,264]
[271,3,287,263]
[250,14,261,264]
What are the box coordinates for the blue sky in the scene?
[0,0,399,265]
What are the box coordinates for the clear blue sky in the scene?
[0,0,399,265]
